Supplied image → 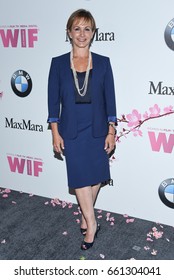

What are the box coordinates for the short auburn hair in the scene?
[66,9,96,41]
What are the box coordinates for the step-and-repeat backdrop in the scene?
[0,0,174,226]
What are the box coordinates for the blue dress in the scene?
[63,70,111,189]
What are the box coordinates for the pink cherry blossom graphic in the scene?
[149,104,160,117]
[126,109,142,127]
[164,105,173,113]
[115,104,174,144]
[132,129,143,137]
[143,111,149,119]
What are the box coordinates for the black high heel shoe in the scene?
[81,224,100,250]
[80,228,87,235]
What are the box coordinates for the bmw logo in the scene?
[164,18,174,51]
[11,70,32,97]
[158,178,174,208]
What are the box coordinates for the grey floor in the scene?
[0,187,174,260]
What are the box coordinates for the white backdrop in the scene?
[0,0,174,226]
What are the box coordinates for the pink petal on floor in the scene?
[151,249,157,255]
[144,246,150,250]
[129,218,135,223]
[2,194,8,198]
[100,254,105,259]
[106,212,111,221]
[97,215,102,219]
[76,219,80,224]
[153,231,163,239]
[4,188,11,193]
[146,238,153,242]
[152,227,157,232]
[126,218,135,223]
[73,212,79,216]
[109,217,115,222]
[68,203,73,208]
[51,199,60,206]
[44,201,49,205]
[62,231,68,235]
[12,201,17,204]
[29,193,34,197]
[62,201,67,208]
[166,238,170,242]
[54,198,61,205]
[123,214,129,218]
[110,222,114,226]
[97,210,102,213]
[1,239,6,244]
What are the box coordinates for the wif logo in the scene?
[148,130,174,153]
[7,154,43,177]
[0,25,38,48]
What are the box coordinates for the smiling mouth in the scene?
[78,39,87,42]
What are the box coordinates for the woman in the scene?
[47,9,117,250]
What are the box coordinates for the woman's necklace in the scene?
[70,50,91,97]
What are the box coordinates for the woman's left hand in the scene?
[104,134,116,154]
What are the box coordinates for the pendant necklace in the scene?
[70,50,91,97]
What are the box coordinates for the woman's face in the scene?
[68,18,94,49]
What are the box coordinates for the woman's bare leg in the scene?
[81,183,100,229]
[76,184,100,242]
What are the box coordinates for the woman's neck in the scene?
[72,47,90,59]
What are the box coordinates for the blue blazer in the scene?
[47,52,117,139]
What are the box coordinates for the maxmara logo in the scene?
[148,81,174,95]
[5,117,43,132]
[65,28,115,42]
[0,24,38,48]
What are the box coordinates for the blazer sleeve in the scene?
[47,58,61,123]
[104,58,117,125]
